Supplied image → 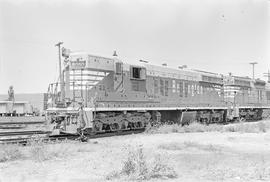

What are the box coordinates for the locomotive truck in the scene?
[45,48,270,135]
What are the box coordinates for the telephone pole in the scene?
[55,42,64,103]
[249,62,258,80]
[263,70,270,83]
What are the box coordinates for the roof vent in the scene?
[139,60,148,63]
[113,51,118,57]
[178,65,187,69]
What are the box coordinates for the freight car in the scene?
[0,101,34,116]
[45,49,270,134]
[0,87,36,117]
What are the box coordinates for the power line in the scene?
[249,62,258,80]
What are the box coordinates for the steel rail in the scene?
[0,121,45,125]
[0,128,145,145]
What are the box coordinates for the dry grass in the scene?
[0,144,24,162]
[158,141,270,181]
[200,154,270,181]
[2,129,270,181]
[158,141,223,153]
[27,137,95,162]
[0,136,92,163]
[223,121,270,133]
[27,136,72,161]
[147,120,270,134]
[146,122,223,134]
[106,145,178,181]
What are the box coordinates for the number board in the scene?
[70,60,86,69]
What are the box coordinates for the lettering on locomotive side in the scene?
[70,60,86,69]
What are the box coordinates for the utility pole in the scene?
[263,70,270,83]
[55,42,64,103]
[249,62,258,80]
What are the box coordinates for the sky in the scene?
[0,0,269,94]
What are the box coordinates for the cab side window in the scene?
[132,67,140,78]
[130,66,146,80]
[116,62,122,75]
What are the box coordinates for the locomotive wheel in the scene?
[204,118,209,125]
[199,118,204,123]
[246,114,250,120]
[133,121,140,129]
[253,113,258,120]
[120,119,129,130]
[239,117,246,122]
[129,122,135,129]
[133,122,139,129]
[136,121,143,129]
[93,120,103,132]
[110,123,120,131]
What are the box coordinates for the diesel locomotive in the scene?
[45,48,270,134]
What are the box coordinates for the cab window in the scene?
[130,66,146,80]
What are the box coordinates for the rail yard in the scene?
[1,44,270,181]
[1,0,269,181]
[1,44,270,144]
[1,10,270,182]
[0,46,269,182]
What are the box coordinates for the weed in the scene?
[107,145,177,180]
[253,156,270,180]
[121,151,137,175]
[149,154,177,179]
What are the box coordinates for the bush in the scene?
[182,122,206,132]
[149,154,177,179]
[121,146,148,180]
[146,120,270,134]
[146,122,224,134]
[107,145,177,181]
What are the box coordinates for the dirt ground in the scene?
[1,124,270,182]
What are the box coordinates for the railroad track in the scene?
[0,121,45,125]
[0,130,50,137]
[1,118,268,145]
[0,115,146,145]
[0,128,145,145]
[0,116,49,144]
